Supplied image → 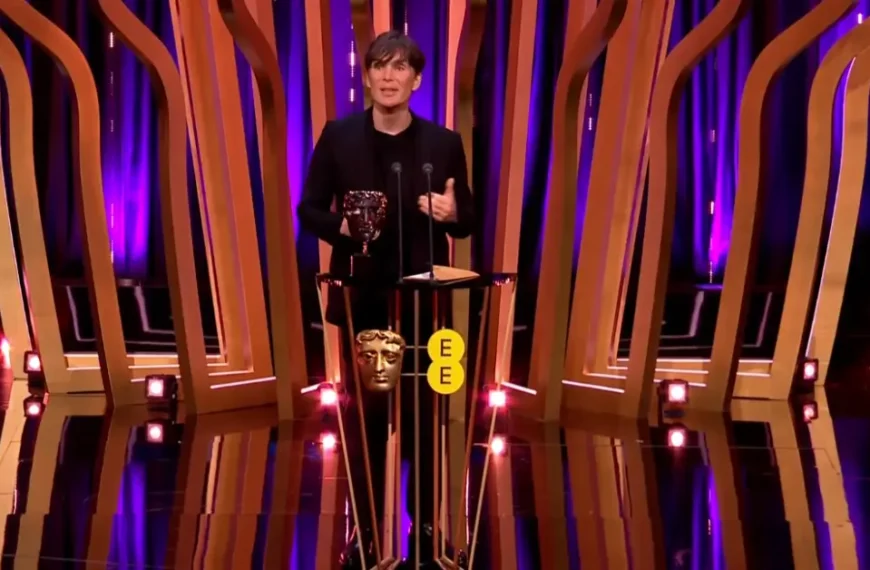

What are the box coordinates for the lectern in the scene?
[315,272,516,570]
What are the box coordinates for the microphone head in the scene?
[391,162,402,173]
[422,163,434,175]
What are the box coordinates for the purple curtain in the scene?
[672,0,753,282]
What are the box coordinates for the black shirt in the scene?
[369,122,418,279]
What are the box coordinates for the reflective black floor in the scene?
[1,375,869,569]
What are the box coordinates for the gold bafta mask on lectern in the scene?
[355,329,406,392]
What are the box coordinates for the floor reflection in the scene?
[0,377,866,569]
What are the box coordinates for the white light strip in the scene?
[562,380,625,393]
[210,376,276,389]
[500,381,536,395]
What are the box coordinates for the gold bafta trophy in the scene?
[343,190,388,278]
[355,330,406,393]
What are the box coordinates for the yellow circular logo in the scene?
[426,329,466,395]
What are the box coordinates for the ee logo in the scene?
[426,329,465,395]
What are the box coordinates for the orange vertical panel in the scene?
[0,0,130,401]
[624,0,751,417]
[217,0,309,413]
[767,20,870,397]
[528,0,627,420]
[483,0,537,387]
[305,0,341,394]
[809,44,870,385]
[562,0,642,379]
[93,0,210,409]
[0,33,69,389]
[702,0,855,410]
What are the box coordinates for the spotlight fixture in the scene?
[145,421,165,444]
[667,425,687,449]
[0,337,10,370]
[23,350,41,374]
[659,379,689,404]
[802,401,819,423]
[319,383,339,407]
[320,432,337,451]
[145,374,179,404]
[802,358,819,382]
[23,394,45,418]
[490,435,506,456]
[487,386,506,408]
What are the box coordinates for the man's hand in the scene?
[418,177,458,222]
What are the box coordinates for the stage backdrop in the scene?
[5,0,870,374]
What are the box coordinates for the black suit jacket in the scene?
[297,107,475,325]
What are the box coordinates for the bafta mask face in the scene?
[343,191,388,253]
[355,330,406,392]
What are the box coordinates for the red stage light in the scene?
[146,377,165,399]
[488,388,506,408]
[24,351,41,374]
[667,426,687,448]
[320,385,338,406]
[802,359,819,382]
[667,381,688,403]
[0,338,10,369]
[25,400,42,417]
[321,432,337,451]
[490,436,506,455]
[802,402,819,423]
[659,379,689,405]
[145,422,164,443]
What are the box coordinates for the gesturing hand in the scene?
[418,177,458,222]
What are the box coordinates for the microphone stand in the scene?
[422,163,435,281]
[391,162,404,283]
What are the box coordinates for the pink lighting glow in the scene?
[490,436,506,455]
[668,427,687,448]
[666,381,688,404]
[1,338,10,369]
[488,389,506,408]
[146,377,165,398]
[321,432,337,451]
[146,422,164,443]
[25,401,42,417]
[320,385,338,406]
[802,359,819,381]
[24,352,41,373]
[803,403,819,423]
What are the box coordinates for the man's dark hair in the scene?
[364,31,426,74]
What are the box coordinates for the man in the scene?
[297,31,474,567]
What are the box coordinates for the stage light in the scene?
[321,432,337,451]
[659,379,689,404]
[145,421,165,443]
[145,374,178,402]
[23,350,41,374]
[802,359,819,382]
[490,435,506,456]
[487,387,506,408]
[802,402,819,423]
[667,425,687,449]
[0,337,10,369]
[319,383,338,406]
[23,395,45,417]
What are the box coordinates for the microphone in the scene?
[391,162,404,281]
[422,163,435,280]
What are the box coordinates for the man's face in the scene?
[365,54,421,110]
[356,335,404,392]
